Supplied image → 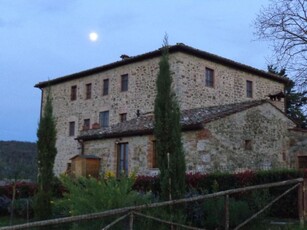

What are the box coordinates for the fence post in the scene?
[304,175,307,221]
[224,195,229,230]
[129,212,134,230]
[298,182,304,227]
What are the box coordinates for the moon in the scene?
[89,32,98,42]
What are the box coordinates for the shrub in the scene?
[0,196,10,215]
[53,175,151,229]
[202,197,253,229]
[51,176,67,198]
[133,169,302,219]
[56,175,151,216]
[0,181,37,199]
[9,198,34,218]
[133,175,160,195]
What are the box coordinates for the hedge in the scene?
[133,169,303,218]
[0,181,37,199]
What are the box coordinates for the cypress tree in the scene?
[154,36,186,200]
[35,88,57,220]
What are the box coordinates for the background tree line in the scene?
[0,141,37,182]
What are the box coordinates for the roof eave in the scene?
[76,123,203,141]
[34,44,290,88]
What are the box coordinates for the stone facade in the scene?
[35,44,290,175]
[81,102,295,175]
[183,103,295,173]
[288,129,307,168]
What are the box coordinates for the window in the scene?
[244,140,252,150]
[152,141,158,168]
[69,122,75,136]
[83,119,90,130]
[103,79,109,96]
[121,74,128,92]
[99,111,109,128]
[246,80,253,98]
[120,113,127,122]
[205,68,214,87]
[71,85,77,101]
[117,143,129,177]
[85,83,92,99]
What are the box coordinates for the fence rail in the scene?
[0,177,304,230]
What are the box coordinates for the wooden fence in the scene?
[0,177,305,230]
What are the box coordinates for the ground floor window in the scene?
[117,143,129,177]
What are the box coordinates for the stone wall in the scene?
[43,51,286,174]
[287,129,307,168]
[81,103,295,176]
[83,135,154,176]
[183,103,295,173]
[174,53,285,111]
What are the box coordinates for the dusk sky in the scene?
[1,0,274,142]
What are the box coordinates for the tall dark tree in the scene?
[268,65,307,128]
[35,88,57,220]
[255,0,307,88]
[154,36,186,200]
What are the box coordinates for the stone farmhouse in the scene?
[35,43,306,176]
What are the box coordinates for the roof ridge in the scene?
[35,44,290,88]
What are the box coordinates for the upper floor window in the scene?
[85,83,92,99]
[246,80,253,98]
[71,85,77,101]
[103,79,109,96]
[83,119,90,130]
[244,140,252,150]
[69,121,75,136]
[120,113,127,122]
[99,111,109,128]
[205,68,214,87]
[121,74,128,92]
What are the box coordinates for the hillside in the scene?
[0,141,37,181]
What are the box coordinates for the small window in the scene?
[83,119,90,130]
[99,111,109,128]
[121,74,128,92]
[244,140,252,150]
[205,68,214,87]
[71,85,77,101]
[69,122,75,136]
[120,113,127,122]
[246,80,253,98]
[152,141,158,168]
[117,142,129,177]
[103,79,109,96]
[85,83,92,99]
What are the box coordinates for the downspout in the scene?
[77,138,85,155]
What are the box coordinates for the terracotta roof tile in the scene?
[78,100,267,141]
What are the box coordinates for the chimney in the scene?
[120,54,130,60]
